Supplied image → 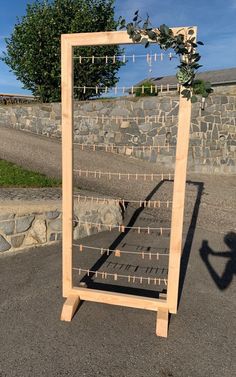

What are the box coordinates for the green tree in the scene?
[134,80,158,97]
[2,0,123,102]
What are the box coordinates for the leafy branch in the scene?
[119,11,213,102]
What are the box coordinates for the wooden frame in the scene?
[61,28,197,337]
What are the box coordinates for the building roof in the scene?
[139,68,236,87]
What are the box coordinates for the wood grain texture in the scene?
[61,295,80,322]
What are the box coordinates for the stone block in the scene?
[200,122,208,132]
[148,128,158,137]
[139,123,152,133]
[0,220,15,235]
[0,235,11,252]
[143,99,158,110]
[49,233,56,242]
[0,214,15,221]
[46,211,60,220]
[49,218,62,232]
[110,108,130,117]
[11,235,25,248]
[16,216,35,233]
[24,219,47,246]
[56,233,62,241]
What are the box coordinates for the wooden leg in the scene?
[156,308,169,338]
[61,295,80,322]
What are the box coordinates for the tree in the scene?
[2,0,123,102]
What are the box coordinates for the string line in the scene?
[73,52,175,62]
[75,220,170,234]
[73,84,179,94]
[73,267,168,285]
[73,143,175,153]
[73,243,169,259]
[73,170,174,181]
[75,195,172,208]
[73,114,178,121]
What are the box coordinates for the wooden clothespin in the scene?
[115,249,121,257]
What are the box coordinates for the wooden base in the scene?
[156,308,169,338]
[61,295,80,322]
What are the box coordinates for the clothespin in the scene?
[115,249,121,257]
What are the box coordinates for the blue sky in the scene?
[0,0,236,94]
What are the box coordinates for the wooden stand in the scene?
[61,295,80,322]
[61,28,197,337]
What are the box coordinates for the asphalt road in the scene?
[0,227,236,377]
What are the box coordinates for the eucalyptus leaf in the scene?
[120,10,211,101]
[191,95,198,103]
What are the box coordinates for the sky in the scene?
[0,0,236,95]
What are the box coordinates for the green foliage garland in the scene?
[119,11,213,102]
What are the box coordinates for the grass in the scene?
[0,159,61,188]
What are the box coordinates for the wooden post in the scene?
[61,36,74,298]
[167,28,197,314]
[61,295,80,321]
[156,309,169,338]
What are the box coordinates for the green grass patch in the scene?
[0,159,61,188]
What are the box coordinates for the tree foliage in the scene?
[134,80,158,97]
[2,0,123,102]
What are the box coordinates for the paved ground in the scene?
[0,226,236,377]
[0,127,236,376]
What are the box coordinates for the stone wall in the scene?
[0,95,235,174]
[0,198,123,253]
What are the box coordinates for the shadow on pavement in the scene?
[76,179,205,302]
[199,232,236,290]
[177,180,204,307]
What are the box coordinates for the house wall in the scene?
[0,95,235,174]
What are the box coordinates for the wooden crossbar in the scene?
[65,287,168,312]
